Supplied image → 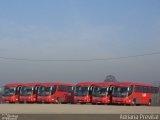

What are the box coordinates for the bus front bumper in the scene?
[112,97,133,105]
[19,97,36,103]
[74,96,91,103]
[92,97,110,104]
[37,96,56,103]
[2,96,18,103]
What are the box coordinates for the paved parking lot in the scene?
[0,104,159,114]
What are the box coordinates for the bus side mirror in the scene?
[17,87,22,94]
[110,86,114,91]
[88,87,90,91]
[72,87,74,91]
[35,86,40,91]
[18,86,22,91]
[17,87,19,91]
[106,87,109,91]
[89,87,93,91]
[128,87,130,91]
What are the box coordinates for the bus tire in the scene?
[132,99,136,106]
[147,99,151,106]
[62,102,67,104]
[92,103,96,105]
[56,98,61,104]
[80,102,86,104]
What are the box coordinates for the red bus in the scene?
[19,83,41,103]
[92,82,115,104]
[74,82,96,104]
[112,82,159,105]
[37,82,74,103]
[2,83,22,103]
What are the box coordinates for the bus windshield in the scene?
[74,86,89,96]
[38,86,56,96]
[112,86,132,97]
[3,87,16,96]
[20,86,34,96]
[92,86,109,97]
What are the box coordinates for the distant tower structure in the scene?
[104,75,118,82]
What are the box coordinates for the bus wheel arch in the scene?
[148,99,151,106]
[56,97,61,104]
[132,98,137,106]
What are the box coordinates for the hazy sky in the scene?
[0,0,160,85]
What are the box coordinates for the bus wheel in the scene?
[147,100,151,106]
[80,102,86,104]
[56,98,61,104]
[19,102,24,104]
[132,99,136,106]
[62,102,67,104]
[37,102,42,104]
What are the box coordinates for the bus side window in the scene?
[59,85,68,92]
[51,86,56,94]
[143,86,148,93]
[134,85,143,92]
[68,86,73,93]
[151,87,159,94]
[146,87,151,93]
[55,85,58,92]
[155,87,159,93]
